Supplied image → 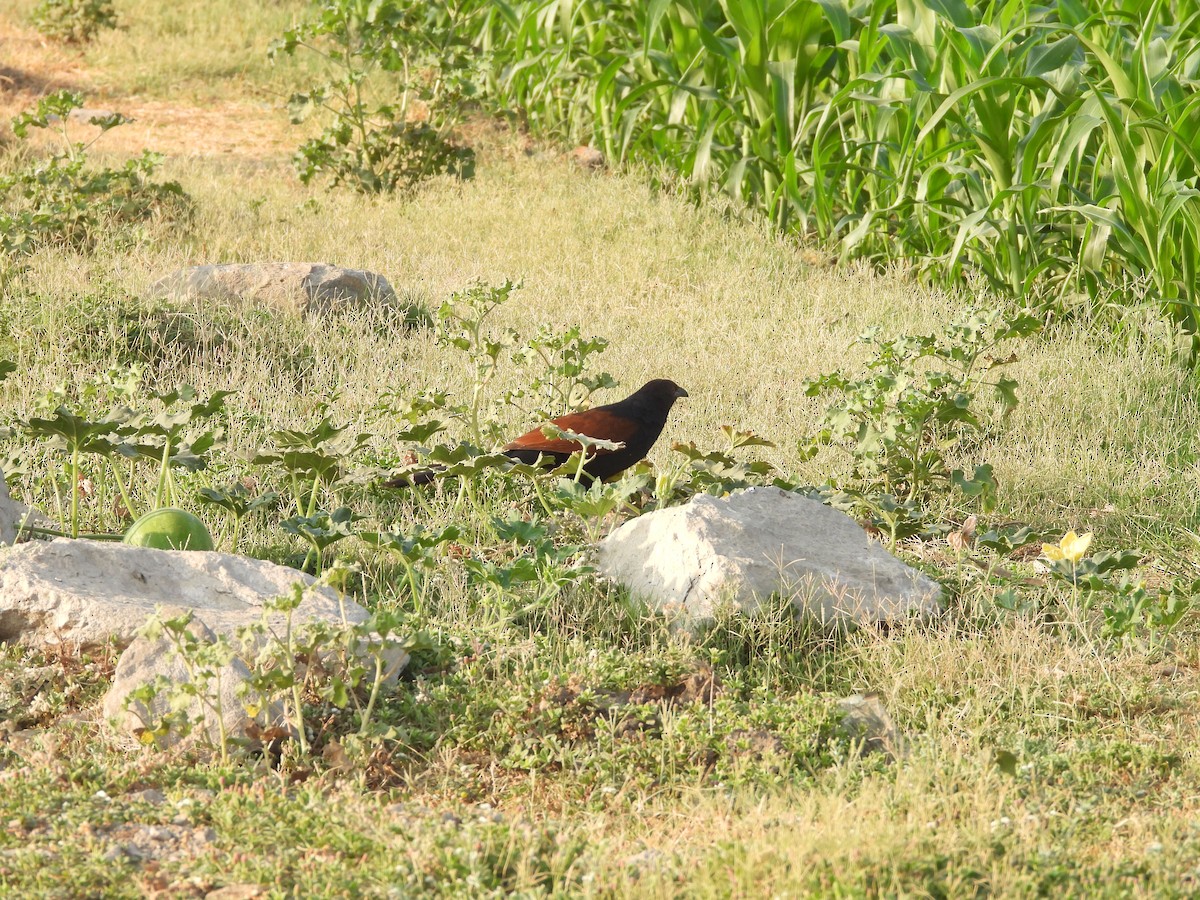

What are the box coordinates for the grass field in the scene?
[3,2,1200,897]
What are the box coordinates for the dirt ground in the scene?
[0,18,294,159]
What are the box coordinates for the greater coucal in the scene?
[386,378,688,487]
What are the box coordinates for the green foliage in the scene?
[504,325,618,420]
[13,368,226,539]
[434,279,523,446]
[1028,530,1196,645]
[383,280,618,490]
[30,0,116,44]
[196,483,280,553]
[269,0,477,193]
[119,384,230,509]
[459,0,1200,352]
[129,582,412,762]
[281,505,360,573]
[22,402,133,539]
[359,522,461,612]
[0,91,189,270]
[252,406,370,515]
[670,426,781,498]
[552,470,648,541]
[463,531,594,623]
[801,306,1040,543]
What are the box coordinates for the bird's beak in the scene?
[676,386,689,398]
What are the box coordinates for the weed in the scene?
[15,371,227,538]
[269,0,477,193]
[0,92,189,271]
[1033,530,1196,645]
[801,306,1041,544]
[30,0,116,44]
[128,580,412,763]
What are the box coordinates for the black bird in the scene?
[386,378,688,486]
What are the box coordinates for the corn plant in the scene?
[446,0,1200,356]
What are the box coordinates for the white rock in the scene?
[0,538,366,648]
[150,262,397,316]
[597,487,941,626]
[105,616,267,750]
[67,107,119,124]
[0,539,408,748]
[0,477,17,547]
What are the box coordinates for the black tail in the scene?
[383,466,443,488]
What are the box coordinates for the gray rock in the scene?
[101,821,216,864]
[837,694,904,757]
[596,487,941,626]
[150,262,397,316]
[67,108,119,124]
[127,788,168,806]
[0,473,43,546]
[106,615,271,749]
[205,885,268,900]
[0,477,16,548]
[569,146,605,169]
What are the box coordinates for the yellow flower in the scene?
[1042,530,1093,564]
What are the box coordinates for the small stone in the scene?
[472,803,503,824]
[67,108,119,124]
[205,884,267,899]
[569,146,605,170]
[837,694,903,757]
[624,849,666,871]
[128,789,168,806]
[101,845,127,862]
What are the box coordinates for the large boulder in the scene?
[597,487,941,626]
[150,262,397,316]
[0,539,408,747]
[0,538,368,649]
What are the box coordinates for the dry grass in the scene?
[14,146,1199,544]
[3,3,1200,897]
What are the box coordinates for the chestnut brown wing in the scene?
[502,408,641,456]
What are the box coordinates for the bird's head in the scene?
[638,378,689,405]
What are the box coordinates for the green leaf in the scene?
[995,376,1019,413]
[995,749,1018,777]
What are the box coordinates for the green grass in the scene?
[4,3,1200,897]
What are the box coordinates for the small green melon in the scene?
[123,507,215,551]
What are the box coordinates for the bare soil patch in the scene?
[0,18,295,160]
